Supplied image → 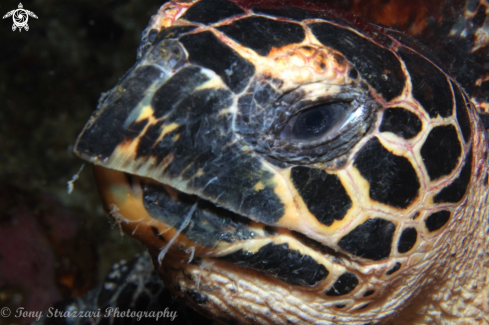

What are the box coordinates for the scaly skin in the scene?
[391,126,489,324]
[76,1,489,323]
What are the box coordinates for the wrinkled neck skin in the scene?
[389,127,489,325]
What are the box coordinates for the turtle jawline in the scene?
[142,179,265,247]
[142,178,349,267]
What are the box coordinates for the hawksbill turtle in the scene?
[55,0,489,324]
[2,3,38,32]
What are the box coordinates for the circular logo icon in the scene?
[2,3,38,32]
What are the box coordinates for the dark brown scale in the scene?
[433,147,473,203]
[325,272,359,296]
[363,290,375,297]
[425,210,451,232]
[180,31,255,93]
[291,166,352,226]
[181,0,246,25]
[386,262,401,275]
[420,125,462,181]
[148,87,287,228]
[398,227,417,253]
[472,4,488,27]
[217,16,305,56]
[338,218,396,260]
[479,113,489,131]
[151,66,210,118]
[397,46,453,118]
[354,137,420,208]
[379,107,422,139]
[219,243,329,286]
[76,65,162,159]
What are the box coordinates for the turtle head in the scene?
[74,0,489,323]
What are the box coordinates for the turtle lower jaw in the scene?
[153,251,341,325]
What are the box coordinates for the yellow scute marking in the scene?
[137,105,155,122]
[347,166,373,208]
[268,171,304,230]
[194,169,205,178]
[253,181,265,191]
[155,122,180,144]
[161,122,180,136]
[256,44,350,90]
[377,135,412,157]
[112,139,139,160]
[195,76,226,91]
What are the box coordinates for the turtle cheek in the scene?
[290,166,352,227]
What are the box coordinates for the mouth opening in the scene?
[94,166,356,290]
[142,178,262,248]
[138,174,351,288]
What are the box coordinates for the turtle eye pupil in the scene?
[292,103,344,140]
[296,109,329,134]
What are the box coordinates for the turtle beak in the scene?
[72,38,298,241]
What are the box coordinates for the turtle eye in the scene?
[236,85,376,163]
[285,102,349,141]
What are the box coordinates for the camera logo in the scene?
[3,3,38,32]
